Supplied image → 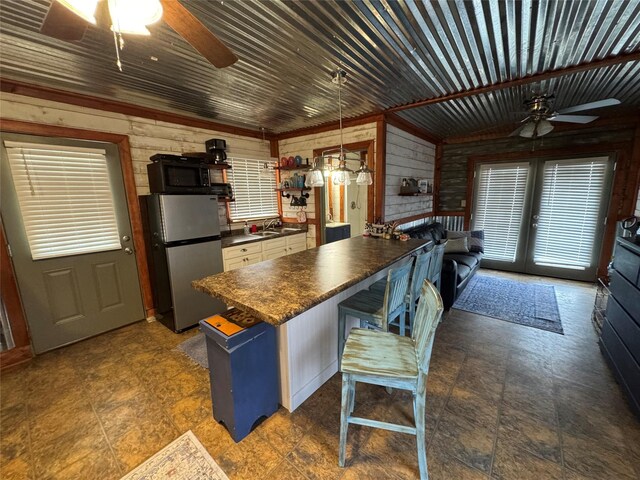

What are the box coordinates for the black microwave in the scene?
[147,157,212,194]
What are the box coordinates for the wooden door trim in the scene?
[0,120,154,318]
[312,139,376,246]
[0,220,32,369]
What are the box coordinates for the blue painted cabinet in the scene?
[201,312,279,441]
[326,224,351,244]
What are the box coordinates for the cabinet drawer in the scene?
[263,249,287,260]
[286,234,307,250]
[223,242,262,260]
[613,242,640,286]
[224,252,262,271]
[606,296,640,365]
[609,270,640,323]
[262,237,286,253]
[600,320,640,414]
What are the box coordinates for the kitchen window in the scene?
[226,157,278,221]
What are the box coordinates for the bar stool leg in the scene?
[338,373,351,467]
[338,307,347,368]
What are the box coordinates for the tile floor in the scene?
[1,270,639,480]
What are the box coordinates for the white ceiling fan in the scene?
[511,94,621,139]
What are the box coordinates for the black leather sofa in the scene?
[403,222,482,310]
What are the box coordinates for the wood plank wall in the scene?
[277,123,377,248]
[0,93,272,230]
[384,124,435,222]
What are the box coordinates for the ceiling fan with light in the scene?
[40,0,238,71]
[510,94,621,139]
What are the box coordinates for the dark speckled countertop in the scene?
[192,236,429,326]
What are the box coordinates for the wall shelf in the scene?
[276,187,311,192]
[274,166,310,171]
[398,192,433,197]
[208,163,231,170]
[218,197,235,202]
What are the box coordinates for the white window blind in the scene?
[226,157,277,221]
[533,157,608,270]
[4,141,121,260]
[472,162,530,262]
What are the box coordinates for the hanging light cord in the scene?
[338,72,344,157]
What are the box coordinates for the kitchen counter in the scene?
[193,236,428,326]
[193,235,429,412]
[221,227,307,248]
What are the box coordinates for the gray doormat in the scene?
[176,333,208,369]
[453,273,563,334]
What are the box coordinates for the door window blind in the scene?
[4,141,121,260]
[226,157,277,221]
[533,157,608,270]
[472,162,530,262]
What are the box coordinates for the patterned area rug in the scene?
[177,333,208,369]
[453,273,563,334]
[120,431,228,480]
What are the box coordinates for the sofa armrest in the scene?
[440,258,458,310]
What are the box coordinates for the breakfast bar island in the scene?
[193,236,429,412]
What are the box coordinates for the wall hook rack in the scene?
[280,191,291,199]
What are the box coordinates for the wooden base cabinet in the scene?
[600,237,640,417]
[223,233,307,271]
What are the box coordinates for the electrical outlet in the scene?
[461,200,466,207]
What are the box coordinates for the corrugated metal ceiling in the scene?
[0,0,639,138]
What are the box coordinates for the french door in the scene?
[471,156,613,281]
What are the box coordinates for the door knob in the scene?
[532,215,539,220]
[532,223,538,228]
[122,235,131,242]
[124,247,134,255]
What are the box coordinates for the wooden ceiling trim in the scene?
[0,79,269,140]
[384,113,441,145]
[443,113,640,145]
[275,113,384,140]
[386,51,640,115]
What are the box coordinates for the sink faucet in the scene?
[263,218,278,231]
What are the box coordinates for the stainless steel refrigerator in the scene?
[141,194,227,332]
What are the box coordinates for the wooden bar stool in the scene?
[337,260,413,365]
[369,248,433,334]
[338,280,443,480]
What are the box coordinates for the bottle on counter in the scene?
[243,222,250,235]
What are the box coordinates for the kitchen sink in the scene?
[250,231,280,237]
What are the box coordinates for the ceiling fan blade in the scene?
[509,125,525,137]
[160,0,238,68]
[557,98,621,114]
[549,114,598,124]
[40,0,89,41]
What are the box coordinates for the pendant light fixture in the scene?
[305,157,325,187]
[356,161,373,185]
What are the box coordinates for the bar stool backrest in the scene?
[411,280,443,375]
[428,241,447,287]
[409,249,433,306]
[381,260,413,330]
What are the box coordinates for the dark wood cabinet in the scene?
[600,237,640,417]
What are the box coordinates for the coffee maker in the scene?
[206,138,227,164]
[620,216,639,243]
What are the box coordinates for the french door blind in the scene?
[226,157,277,221]
[472,162,529,262]
[533,157,608,270]
[4,141,121,260]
